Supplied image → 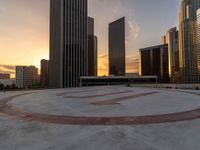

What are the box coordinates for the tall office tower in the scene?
[41,59,49,87]
[49,0,88,88]
[16,66,39,88]
[88,17,98,76]
[197,9,200,82]
[179,0,200,83]
[109,17,126,76]
[139,44,169,83]
[166,27,179,83]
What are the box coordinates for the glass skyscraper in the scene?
[49,0,88,88]
[166,27,179,83]
[109,17,126,76]
[179,0,200,83]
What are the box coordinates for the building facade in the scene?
[179,0,200,83]
[88,17,98,76]
[109,17,126,76]
[16,66,39,88]
[166,27,179,83]
[94,36,98,75]
[49,0,88,88]
[139,44,169,83]
[41,59,49,87]
[0,79,16,87]
[197,8,200,82]
[0,73,10,79]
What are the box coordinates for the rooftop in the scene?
[139,44,168,51]
[0,85,200,149]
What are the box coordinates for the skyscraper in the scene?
[139,44,169,83]
[109,17,126,76]
[179,0,200,83]
[41,59,49,87]
[166,27,179,83]
[88,17,98,76]
[49,0,88,88]
[197,8,200,82]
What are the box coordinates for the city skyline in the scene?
[0,0,180,77]
[1,1,200,149]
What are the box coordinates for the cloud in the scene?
[0,0,49,69]
[88,0,141,53]
[126,56,139,73]
[98,53,139,75]
[0,64,15,74]
[98,53,108,76]
[127,20,140,40]
[99,54,107,59]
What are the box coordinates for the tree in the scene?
[0,84,4,91]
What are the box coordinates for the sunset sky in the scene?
[0,0,180,77]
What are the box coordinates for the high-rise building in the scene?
[41,59,49,87]
[16,66,39,88]
[109,17,126,76]
[88,17,98,76]
[0,73,10,79]
[179,0,200,83]
[88,17,94,36]
[49,0,88,88]
[197,8,200,82]
[139,44,169,83]
[166,27,179,83]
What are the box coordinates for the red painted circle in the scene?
[0,92,200,125]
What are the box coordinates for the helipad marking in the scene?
[92,92,158,105]
[65,90,134,99]
[0,91,200,125]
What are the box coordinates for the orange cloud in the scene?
[0,64,15,78]
[98,53,108,76]
[126,56,139,73]
[98,53,139,76]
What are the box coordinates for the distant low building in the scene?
[0,79,16,86]
[139,44,169,83]
[80,76,158,86]
[16,66,39,88]
[126,73,139,78]
[0,73,10,79]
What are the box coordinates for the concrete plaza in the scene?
[0,85,200,150]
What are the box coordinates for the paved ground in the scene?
[0,85,200,150]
